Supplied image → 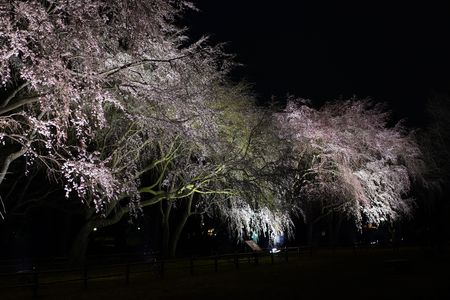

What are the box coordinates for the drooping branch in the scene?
[99,55,189,77]
[0,147,27,186]
[0,96,42,115]
[1,82,30,109]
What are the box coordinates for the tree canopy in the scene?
[277,99,423,227]
[0,0,431,257]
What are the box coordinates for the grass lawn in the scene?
[2,247,449,300]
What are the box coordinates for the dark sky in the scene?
[184,1,450,124]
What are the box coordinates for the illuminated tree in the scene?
[277,98,422,233]
[0,0,213,213]
[1,0,272,258]
[199,86,294,246]
[69,84,294,260]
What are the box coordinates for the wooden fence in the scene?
[0,247,304,298]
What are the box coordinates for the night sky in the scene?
[185,1,450,124]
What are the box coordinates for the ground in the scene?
[2,247,449,299]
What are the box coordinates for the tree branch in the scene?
[0,147,27,186]
[1,82,30,108]
[99,55,188,77]
[0,96,42,115]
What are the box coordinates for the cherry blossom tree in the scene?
[0,1,290,259]
[0,0,225,214]
[207,87,295,244]
[70,83,294,260]
[277,98,423,236]
[156,89,294,256]
[0,0,259,258]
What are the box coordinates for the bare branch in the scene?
[1,82,30,108]
[0,96,42,115]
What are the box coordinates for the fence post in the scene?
[254,252,259,265]
[190,257,194,275]
[83,264,88,289]
[32,267,38,298]
[214,256,218,272]
[271,252,274,264]
[284,247,289,262]
[125,263,130,284]
[159,260,165,278]
[234,253,239,269]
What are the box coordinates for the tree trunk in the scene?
[69,221,94,265]
[332,215,343,247]
[327,214,333,246]
[161,199,172,258]
[69,205,129,265]
[168,194,193,257]
[307,222,314,247]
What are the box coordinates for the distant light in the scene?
[270,248,280,254]
[93,227,97,232]
[137,227,141,230]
